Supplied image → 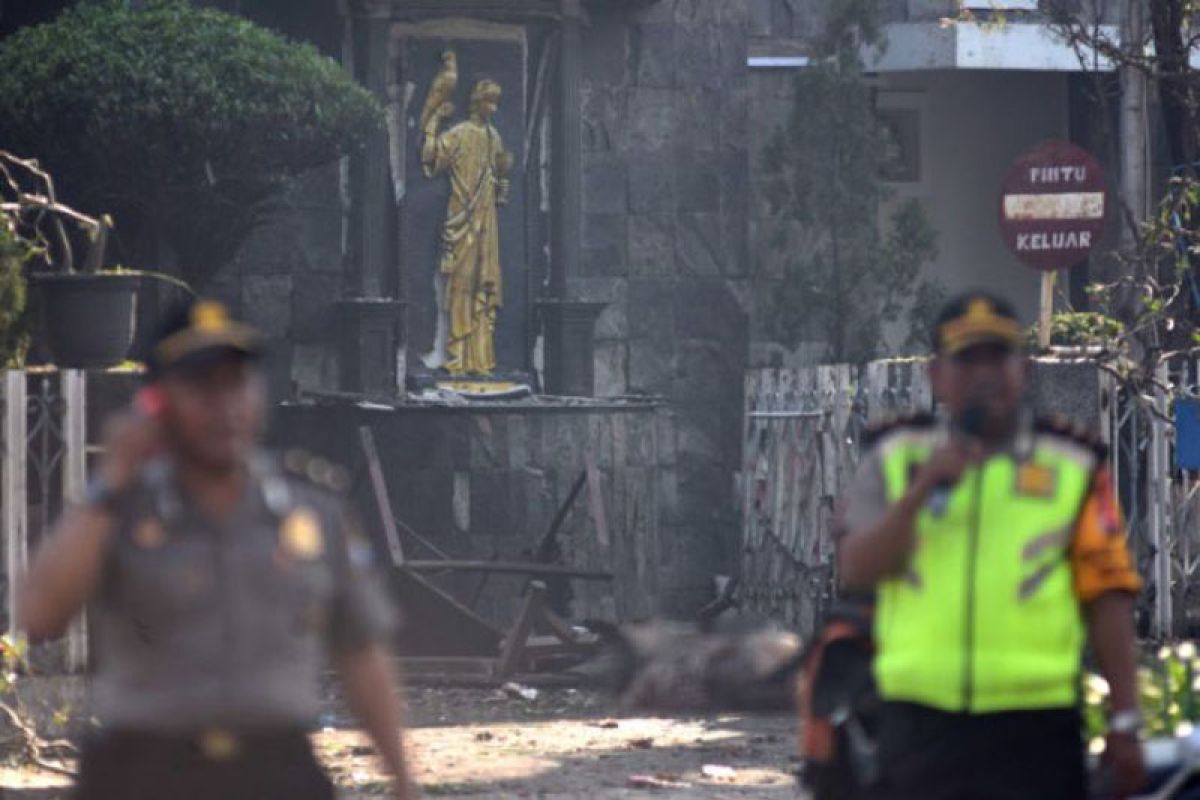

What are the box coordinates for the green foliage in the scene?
[1026,311,1125,350]
[905,280,949,354]
[0,221,32,368]
[1076,172,1200,372]
[813,0,885,59]
[759,54,939,364]
[0,0,383,287]
[0,634,26,696]
[1084,643,1200,745]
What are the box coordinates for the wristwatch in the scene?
[1108,709,1144,736]
[83,475,129,516]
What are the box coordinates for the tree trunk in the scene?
[1150,0,1194,171]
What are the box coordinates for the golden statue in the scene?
[420,60,513,377]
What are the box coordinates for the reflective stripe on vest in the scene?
[873,428,1094,713]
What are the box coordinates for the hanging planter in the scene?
[32,271,140,369]
[3,152,147,369]
[29,211,143,369]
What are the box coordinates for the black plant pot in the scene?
[33,272,140,369]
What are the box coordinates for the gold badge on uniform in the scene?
[132,517,167,549]
[1016,464,1057,498]
[279,508,324,560]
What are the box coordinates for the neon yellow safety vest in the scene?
[873,422,1099,713]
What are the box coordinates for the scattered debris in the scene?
[501,682,539,701]
[580,619,804,712]
[701,764,737,781]
[627,773,692,790]
[750,734,781,744]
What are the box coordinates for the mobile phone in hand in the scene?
[134,385,167,419]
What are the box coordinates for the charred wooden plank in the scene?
[403,560,613,581]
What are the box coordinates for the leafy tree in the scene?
[0,0,383,287]
[758,4,939,364]
[1029,0,1200,371]
[0,220,31,368]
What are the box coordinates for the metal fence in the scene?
[739,360,929,637]
[0,368,89,670]
[1115,359,1200,639]
[740,357,1195,640]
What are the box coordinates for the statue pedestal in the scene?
[336,297,405,398]
[538,299,608,397]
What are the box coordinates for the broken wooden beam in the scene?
[403,560,613,581]
[496,582,548,678]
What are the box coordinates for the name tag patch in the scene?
[1015,464,1057,498]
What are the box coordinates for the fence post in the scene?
[62,369,88,670]
[2,370,27,641]
[1150,362,1173,637]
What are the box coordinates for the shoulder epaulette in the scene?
[1033,414,1108,461]
[862,411,936,448]
[281,449,351,494]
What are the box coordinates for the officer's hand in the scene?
[914,438,981,496]
[1104,731,1147,799]
[99,410,163,491]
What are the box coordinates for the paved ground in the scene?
[326,686,801,798]
[0,686,804,799]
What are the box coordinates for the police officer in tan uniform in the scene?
[21,299,417,800]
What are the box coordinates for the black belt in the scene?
[88,726,312,763]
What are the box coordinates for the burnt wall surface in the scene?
[274,401,665,627]
[576,0,751,613]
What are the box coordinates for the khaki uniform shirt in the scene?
[91,453,393,731]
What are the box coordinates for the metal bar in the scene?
[746,411,824,419]
[3,371,27,641]
[392,515,451,561]
[1150,363,1173,636]
[61,370,88,671]
[403,560,613,580]
[358,426,405,567]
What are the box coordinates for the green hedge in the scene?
[0,0,383,285]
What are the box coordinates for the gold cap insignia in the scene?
[937,295,1023,355]
[133,517,167,550]
[280,508,324,560]
[191,301,230,332]
[199,728,240,761]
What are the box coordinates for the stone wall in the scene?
[573,0,752,613]
[201,164,347,403]
[207,0,759,616]
[273,399,667,627]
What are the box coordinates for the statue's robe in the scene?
[423,118,506,375]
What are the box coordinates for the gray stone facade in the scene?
[274,399,666,626]
[572,1,752,611]
[206,1,756,616]
[190,0,871,616]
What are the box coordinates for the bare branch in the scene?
[0,151,104,273]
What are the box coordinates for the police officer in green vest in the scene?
[20,299,417,800]
[838,292,1145,800]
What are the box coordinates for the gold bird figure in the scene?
[420,50,458,131]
